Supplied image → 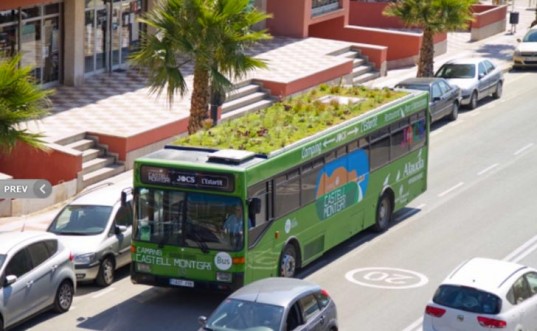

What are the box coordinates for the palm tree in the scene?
[384,0,475,77]
[0,54,52,153]
[130,0,272,134]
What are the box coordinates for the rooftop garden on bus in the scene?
[173,84,407,154]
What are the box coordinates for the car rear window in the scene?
[432,285,502,314]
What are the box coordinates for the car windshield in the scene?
[436,64,475,79]
[48,205,113,235]
[432,285,502,314]
[396,84,429,92]
[205,299,284,331]
[522,30,537,42]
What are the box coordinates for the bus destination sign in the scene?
[140,166,234,192]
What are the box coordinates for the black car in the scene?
[395,77,461,123]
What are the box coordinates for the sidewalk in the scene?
[1,1,535,230]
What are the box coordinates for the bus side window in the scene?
[247,182,270,246]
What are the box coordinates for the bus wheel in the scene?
[279,244,298,278]
[374,194,392,232]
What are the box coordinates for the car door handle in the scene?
[26,280,34,288]
[319,315,325,325]
[51,264,58,272]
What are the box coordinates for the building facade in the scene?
[0,0,148,87]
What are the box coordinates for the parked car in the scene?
[47,182,133,287]
[198,277,338,331]
[423,257,537,331]
[435,57,504,109]
[513,26,537,69]
[0,231,75,331]
[395,77,461,123]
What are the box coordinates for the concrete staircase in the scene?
[56,133,125,190]
[220,81,275,122]
[334,48,380,85]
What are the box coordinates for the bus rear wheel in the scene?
[279,244,298,278]
[374,194,392,232]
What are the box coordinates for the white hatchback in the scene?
[423,257,537,331]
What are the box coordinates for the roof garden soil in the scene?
[174,84,407,154]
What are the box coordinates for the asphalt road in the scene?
[9,70,537,331]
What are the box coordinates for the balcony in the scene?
[312,0,341,17]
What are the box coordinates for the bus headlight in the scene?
[216,272,232,283]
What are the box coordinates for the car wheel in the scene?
[468,91,478,110]
[448,102,459,121]
[279,244,298,278]
[493,81,502,99]
[53,280,74,313]
[373,194,392,232]
[96,257,115,287]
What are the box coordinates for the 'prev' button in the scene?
[0,179,52,199]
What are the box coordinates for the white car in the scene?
[423,257,537,331]
[0,231,75,331]
[513,26,537,69]
[47,182,133,287]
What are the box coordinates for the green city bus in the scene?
[129,89,429,291]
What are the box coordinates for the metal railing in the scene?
[311,0,341,16]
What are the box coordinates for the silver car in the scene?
[198,278,338,331]
[47,183,133,287]
[0,231,75,331]
[513,26,537,69]
[435,57,504,109]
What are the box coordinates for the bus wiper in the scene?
[190,232,209,254]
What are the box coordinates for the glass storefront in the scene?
[0,3,62,86]
[84,0,145,75]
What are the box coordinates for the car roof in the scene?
[228,277,321,307]
[442,257,529,293]
[396,77,444,86]
[441,57,487,65]
[69,182,131,206]
[0,231,57,254]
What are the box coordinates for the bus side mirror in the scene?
[249,198,261,214]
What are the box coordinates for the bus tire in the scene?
[96,257,115,287]
[279,244,298,278]
[373,194,392,232]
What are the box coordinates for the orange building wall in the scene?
[471,5,507,28]
[267,0,309,38]
[348,1,405,28]
[0,143,81,185]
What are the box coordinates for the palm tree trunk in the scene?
[188,63,210,134]
[417,28,435,77]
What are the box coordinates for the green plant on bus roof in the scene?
[174,85,407,154]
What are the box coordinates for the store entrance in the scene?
[85,0,144,75]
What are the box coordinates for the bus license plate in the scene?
[169,279,194,288]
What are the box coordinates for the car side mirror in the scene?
[3,275,17,287]
[115,225,127,234]
[198,315,207,326]
[478,72,485,79]
[432,97,441,102]
[517,38,521,42]
[121,187,132,207]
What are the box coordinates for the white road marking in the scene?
[514,143,534,156]
[345,267,428,289]
[401,317,423,331]
[477,163,499,176]
[91,287,116,299]
[437,182,464,198]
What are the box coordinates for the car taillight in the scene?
[69,251,74,262]
[321,289,331,298]
[477,316,506,328]
[425,305,446,318]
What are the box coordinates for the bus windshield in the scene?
[134,188,244,252]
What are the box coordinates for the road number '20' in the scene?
[345,267,429,289]
[363,271,412,284]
